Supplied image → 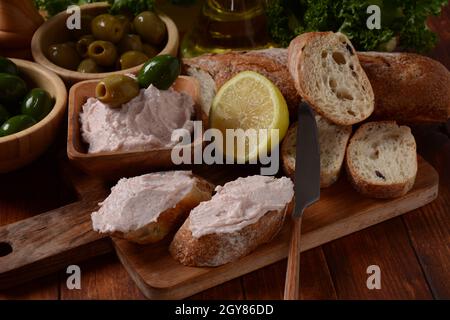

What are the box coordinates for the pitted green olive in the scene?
[118,34,143,54]
[91,14,125,43]
[76,35,95,58]
[95,74,140,108]
[118,51,148,70]
[88,40,118,67]
[133,11,167,45]
[77,58,102,73]
[48,43,81,70]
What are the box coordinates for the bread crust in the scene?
[170,201,293,267]
[288,32,374,125]
[359,52,450,122]
[110,176,214,244]
[345,121,417,199]
[183,49,301,117]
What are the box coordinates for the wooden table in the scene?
[0,5,449,300]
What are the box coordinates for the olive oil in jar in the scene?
[181,0,272,58]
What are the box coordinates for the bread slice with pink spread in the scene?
[170,175,294,267]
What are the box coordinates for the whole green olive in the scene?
[0,115,36,137]
[76,35,95,58]
[133,11,167,46]
[137,54,180,90]
[21,88,54,121]
[0,57,19,75]
[116,14,133,34]
[0,73,28,105]
[118,51,148,70]
[118,34,143,54]
[77,58,102,73]
[71,14,94,39]
[48,43,81,70]
[95,75,140,108]
[142,44,158,59]
[0,104,10,125]
[91,14,125,43]
[88,40,118,67]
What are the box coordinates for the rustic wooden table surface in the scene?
[0,5,449,300]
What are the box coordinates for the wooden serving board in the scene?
[113,157,438,299]
[0,157,439,298]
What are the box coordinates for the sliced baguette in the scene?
[288,32,374,125]
[183,48,301,121]
[170,175,294,267]
[346,121,417,198]
[91,171,214,244]
[281,115,352,188]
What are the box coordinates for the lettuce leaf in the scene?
[266,0,448,52]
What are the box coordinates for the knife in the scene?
[283,102,321,300]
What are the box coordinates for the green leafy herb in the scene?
[266,0,448,52]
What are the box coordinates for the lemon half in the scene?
[210,71,289,162]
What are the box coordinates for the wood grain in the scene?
[242,248,337,300]
[113,157,438,299]
[323,217,433,299]
[0,188,111,290]
[284,217,302,300]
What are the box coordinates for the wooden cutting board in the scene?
[0,157,439,297]
[113,157,438,299]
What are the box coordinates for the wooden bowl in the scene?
[67,76,203,180]
[31,3,179,85]
[0,59,67,173]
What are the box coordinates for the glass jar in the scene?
[181,0,272,58]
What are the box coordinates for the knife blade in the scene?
[293,102,321,218]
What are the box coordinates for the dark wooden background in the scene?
[0,4,449,300]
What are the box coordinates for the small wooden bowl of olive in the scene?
[0,58,67,173]
[31,2,179,85]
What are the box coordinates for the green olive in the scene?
[48,43,81,70]
[118,34,143,54]
[133,11,167,46]
[0,57,19,75]
[142,44,158,59]
[95,75,140,108]
[91,14,125,43]
[137,54,180,90]
[88,40,118,67]
[77,58,102,73]
[0,73,28,105]
[21,88,54,121]
[71,14,94,39]
[0,104,10,125]
[118,51,148,70]
[76,35,95,58]
[0,115,36,137]
[116,14,133,34]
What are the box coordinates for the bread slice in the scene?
[281,115,352,188]
[358,52,450,122]
[288,32,374,125]
[170,175,294,267]
[346,121,417,198]
[91,171,214,244]
[183,48,301,121]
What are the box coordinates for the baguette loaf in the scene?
[91,171,213,244]
[187,48,450,123]
[346,121,417,198]
[183,48,301,121]
[288,32,375,125]
[358,52,450,122]
[170,175,294,267]
[281,115,352,188]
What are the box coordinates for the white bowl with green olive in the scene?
[0,57,67,173]
[31,2,179,84]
